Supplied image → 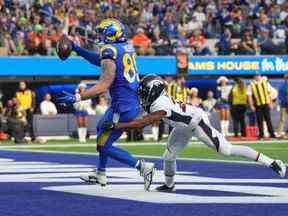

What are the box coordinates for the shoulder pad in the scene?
[100,45,118,60]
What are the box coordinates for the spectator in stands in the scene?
[152,28,173,55]
[40,93,57,116]
[238,29,258,55]
[188,16,202,33]
[216,76,232,136]
[215,28,236,55]
[229,79,247,137]
[189,87,202,106]
[73,83,92,143]
[247,74,276,139]
[277,74,288,138]
[193,6,206,25]
[95,95,108,115]
[161,11,177,39]
[257,28,280,54]
[28,24,45,55]
[15,81,35,142]
[132,28,155,55]
[189,29,212,55]
[1,32,16,55]
[15,32,28,56]
[177,16,189,36]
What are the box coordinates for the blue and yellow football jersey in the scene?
[99,42,140,113]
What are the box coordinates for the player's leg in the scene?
[156,127,192,192]
[82,107,155,189]
[194,117,286,177]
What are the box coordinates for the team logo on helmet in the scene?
[96,18,127,44]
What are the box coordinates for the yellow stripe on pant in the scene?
[97,130,112,147]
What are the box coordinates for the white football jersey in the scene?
[149,93,206,129]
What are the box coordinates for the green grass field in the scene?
[1,139,288,163]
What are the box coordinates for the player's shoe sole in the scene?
[270,160,286,178]
[155,184,175,192]
[80,172,107,186]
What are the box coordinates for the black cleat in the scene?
[155,184,175,192]
[270,160,286,178]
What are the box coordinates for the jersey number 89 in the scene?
[122,53,139,83]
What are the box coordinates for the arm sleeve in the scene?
[72,44,101,67]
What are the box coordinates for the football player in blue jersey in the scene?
[57,18,155,191]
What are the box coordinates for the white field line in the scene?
[2,147,288,166]
[0,141,287,150]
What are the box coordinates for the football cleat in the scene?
[270,160,286,178]
[139,160,156,191]
[80,170,107,186]
[155,184,175,192]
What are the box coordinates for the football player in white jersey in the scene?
[101,75,286,192]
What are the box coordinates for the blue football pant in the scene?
[96,107,140,172]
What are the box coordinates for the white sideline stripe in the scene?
[3,148,287,166]
[0,140,288,149]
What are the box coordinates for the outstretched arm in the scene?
[114,111,167,129]
[72,44,101,67]
[80,59,116,100]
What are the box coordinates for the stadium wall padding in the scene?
[0,56,287,76]
[0,56,176,76]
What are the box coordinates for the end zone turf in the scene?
[0,150,287,216]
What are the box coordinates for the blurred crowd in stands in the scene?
[0,74,287,143]
[0,0,288,56]
[0,81,109,143]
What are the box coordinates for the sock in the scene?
[220,121,225,134]
[79,128,86,142]
[164,160,176,187]
[107,146,138,167]
[77,128,82,142]
[152,126,159,141]
[82,127,87,142]
[257,153,274,167]
[98,152,108,172]
[165,175,175,188]
[225,120,229,136]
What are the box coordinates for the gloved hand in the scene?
[57,91,81,104]
[101,121,115,130]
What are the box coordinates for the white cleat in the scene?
[80,170,107,186]
[139,160,156,191]
[270,160,286,178]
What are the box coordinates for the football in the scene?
[56,35,72,61]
